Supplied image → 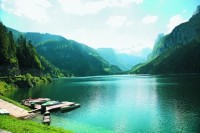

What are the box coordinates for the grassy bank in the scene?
[0,115,72,133]
[5,73,52,88]
[0,95,73,133]
[0,81,15,95]
[0,81,30,110]
[0,95,30,110]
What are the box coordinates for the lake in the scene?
[7,74,200,132]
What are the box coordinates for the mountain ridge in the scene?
[131,5,200,74]
[97,48,145,71]
[148,6,200,60]
[7,27,122,76]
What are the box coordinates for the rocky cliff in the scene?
[148,5,200,60]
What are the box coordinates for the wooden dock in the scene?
[22,98,80,114]
[21,98,80,125]
[0,98,35,119]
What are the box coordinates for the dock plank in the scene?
[0,98,32,119]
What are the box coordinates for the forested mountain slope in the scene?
[8,28,121,76]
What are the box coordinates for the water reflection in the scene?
[6,75,200,132]
[154,75,200,132]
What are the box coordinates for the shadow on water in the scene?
[154,74,200,132]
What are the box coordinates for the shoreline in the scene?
[0,95,72,133]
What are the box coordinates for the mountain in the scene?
[0,22,63,78]
[7,29,121,76]
[25,33,66,45]
[117,53,145,70]
[97,48,127,70]
[131,40,200,74]
[7,28,66,46]
[193,5,200,16]
[148,6,200,60]
[36,40,121,76]
[131,5,200,74]
[140,48,152,60]
[97,48,145,71]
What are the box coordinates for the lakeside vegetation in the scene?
[0,81,15,95]
[6,74,52,88]
[0,115,72,133]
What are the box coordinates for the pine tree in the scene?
[0,21,9,64]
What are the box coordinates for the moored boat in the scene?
[43,111,51,125]
[42,100,60,107]
[22,98,51,109]
[22,98,51,105]
[60,103,80,112]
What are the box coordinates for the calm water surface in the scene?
[7,74,200,133]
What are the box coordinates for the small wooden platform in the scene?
[22,98,80,114]
[0,98,35,119]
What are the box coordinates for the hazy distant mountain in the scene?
[8,28,121,76]
[131,5,200,74]
[140,48,152,60]
[97,48,145,71]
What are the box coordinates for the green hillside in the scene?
[7,28,121,76]
[36,40,121,76]
[131,39,200,74]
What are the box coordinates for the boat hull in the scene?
[61,104,80,113]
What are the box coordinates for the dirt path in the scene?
[0,98,31,119]
[0,129,11,133]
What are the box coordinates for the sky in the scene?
[0,0,200,55]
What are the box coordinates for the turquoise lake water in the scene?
[8,74,200,132]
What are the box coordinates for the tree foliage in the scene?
[0,21,63,77]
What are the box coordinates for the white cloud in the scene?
[106,15,133,28]
[167,14,187,33]
[0,0,52,23]
[126,21,134,26]
[57,0,107,16]
[133,0,143,4]
[57,0,143,16]
[109,0,143,7]
[142,15,158,24]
